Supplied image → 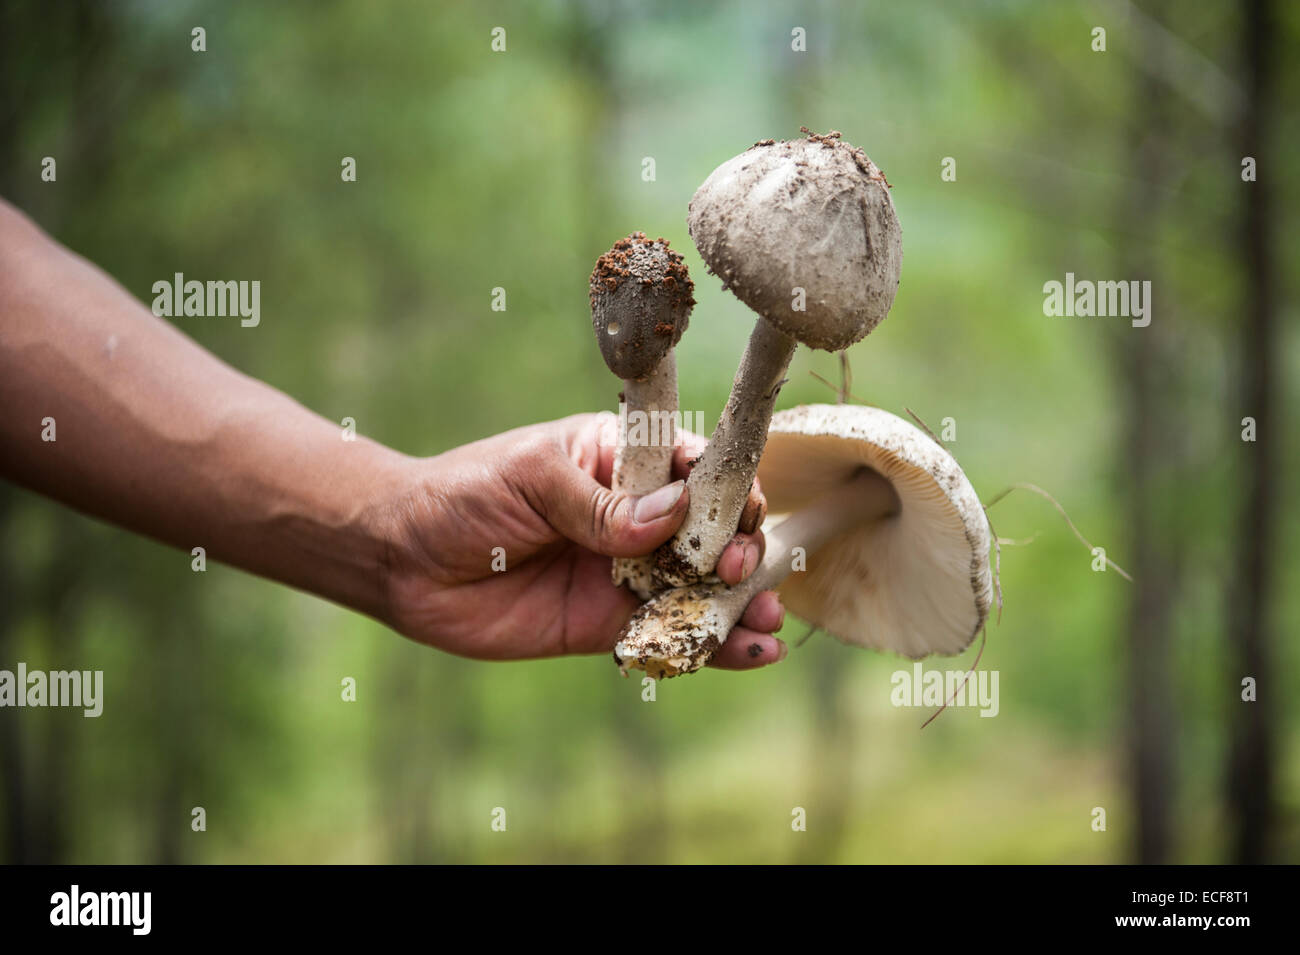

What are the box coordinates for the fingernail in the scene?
[633,480,685,524]
[776,640,788,662]
[741,541,759,579]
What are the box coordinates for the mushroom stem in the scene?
[714,467,899,614]
[612,354,679,598]
[654,318,796,587]
[618,468,898,678]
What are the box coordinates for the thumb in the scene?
[530,456,688,558]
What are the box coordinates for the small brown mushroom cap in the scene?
[589,232,695,380]
[687,133,902,351]
[758,404,992,657]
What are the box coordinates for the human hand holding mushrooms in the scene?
[593,130,993,680]
[0,130,993,674]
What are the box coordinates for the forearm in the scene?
[0,199,412,621]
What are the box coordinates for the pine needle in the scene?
[904,406,944,445]
[808,370,875,407]
[984,483,1133,582]
[984,509,1005,623]
[921,624,988,729]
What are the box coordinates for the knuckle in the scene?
[587,486,621,543]
[512,431,562,476]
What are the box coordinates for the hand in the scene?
[0,201,780,667]
[381,413,787,668]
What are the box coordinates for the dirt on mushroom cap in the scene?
[589,232,696,380]
[687,129,902,351]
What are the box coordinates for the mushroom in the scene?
[616,404,992,678]
[589,233,695,598]
[654,130,902,588]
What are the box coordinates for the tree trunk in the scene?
[1120,10,1178,865]
[1224,0,1278,865]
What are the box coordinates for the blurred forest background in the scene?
[1,0,1295,863]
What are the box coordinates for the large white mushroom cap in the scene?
[758,404,993,657]
[687,133,902,351]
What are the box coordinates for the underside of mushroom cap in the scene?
[758,404,992,657]
[687,133,902,351]
[590,232,695,380]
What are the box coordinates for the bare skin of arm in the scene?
[0,199,787,668]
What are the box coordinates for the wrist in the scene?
[328,441,421,626]
[239,427,419,627]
